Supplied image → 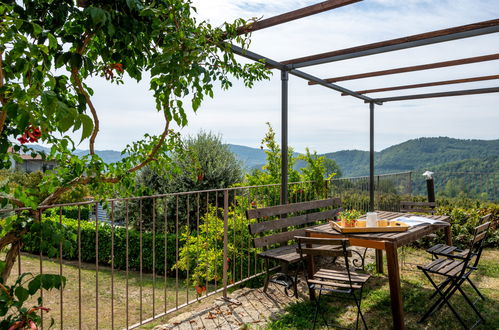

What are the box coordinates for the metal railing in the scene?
[411,171,498,202]
[2,172,412,329]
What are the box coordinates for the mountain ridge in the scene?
[24,137,499,177]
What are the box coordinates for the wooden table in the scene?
[306,211,452,330]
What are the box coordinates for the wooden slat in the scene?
[310,53,499,84]
[246,198,341,219]
[249,208,341,234]
[294,236,347,246]
[253,229,306,248]
[308,279,361,289]
[479,214,492,224]
[298,247,345,257]
[237,0,361,34]
[472,230,488,245]
[258,244,300,262]
[439,260,464,275]
[315,268,370,282]
[342,75,499,95]
[283,19,499,66]
[374,86,499,103]
[475,221,491,234]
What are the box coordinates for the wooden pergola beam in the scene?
[237,0,361,34]
[282,19,499,68]
[342,74,499,95]
[311,53,499,84]
[372,86,499,103]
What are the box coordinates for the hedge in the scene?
[21,215,184,276]
[44,206,91,221]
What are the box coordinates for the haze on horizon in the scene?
[75,0,499,154]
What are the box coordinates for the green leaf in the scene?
[47,33,58,49]
[32,23,42,35]
[28,276,41,295]
[86,7,108,26]
[14,286,29,303]
[70,53,83,69]
[79,114,94,143]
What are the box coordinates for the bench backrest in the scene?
[400,201,436,214]
[247,198,342,249]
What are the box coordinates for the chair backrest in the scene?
[295,236,356,288]
[400,201,436,214]
[463,214,492,269]
[247,198,342,249]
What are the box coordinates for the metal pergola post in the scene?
[369,101,375,212]
[281,70,289,204]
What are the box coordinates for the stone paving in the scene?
[153,281,309,329]
[153,248,374,329]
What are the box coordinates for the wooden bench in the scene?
[246,198,342,296]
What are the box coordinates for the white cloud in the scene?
[80,0,499,153]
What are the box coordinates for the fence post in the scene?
[408,171,413,195]
[222,189,229,298]
[376,175,380,209]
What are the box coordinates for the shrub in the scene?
[44,206,91,221]
[175,201,257,291]
[21,214,183,276]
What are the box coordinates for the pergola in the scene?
[227,1,498,328]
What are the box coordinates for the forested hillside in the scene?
[324,137,499,177]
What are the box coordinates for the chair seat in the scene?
[418,258,466,277]
[259,244,343,263]
[427,244,469,258]
[308,268,370,290]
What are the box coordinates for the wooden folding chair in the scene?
[417,220,492,329]
[425,214,491,302]
[296,236,370,330]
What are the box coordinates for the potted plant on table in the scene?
[338,210,363,227]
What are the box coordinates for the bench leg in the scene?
[263,258,271,293]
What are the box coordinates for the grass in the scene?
[267,248,499,330]
[5,252,212,329]
[4,249,498,329]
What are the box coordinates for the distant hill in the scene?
[26,137,499,177]
[324,137,499,177]
[227,144,266,170]
[26,145,126,164]
[227,144,304,171]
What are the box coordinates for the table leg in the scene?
[444,226,453,246]
[375,249,383,273]
[385,241,405,330]
[305,233,316,300]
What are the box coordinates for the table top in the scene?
[306,211,450,246]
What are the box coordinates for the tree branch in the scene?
[39,175,118,207]
[0,51,7,135]
[128,115,171,173]
[1,238,22,281]
[71,33,99,155]
[0,195,26,208]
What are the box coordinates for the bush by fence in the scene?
[21,215,183,276]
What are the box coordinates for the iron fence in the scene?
[2,172,412,329]
[411,171,498,202]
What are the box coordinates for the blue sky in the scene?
[83,0,499,153]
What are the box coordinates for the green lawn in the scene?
[267,248,499,330]
[6,253,204,329]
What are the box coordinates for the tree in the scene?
[244,122,300,186]
[122,131,243,231]
[0,0,269,281]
